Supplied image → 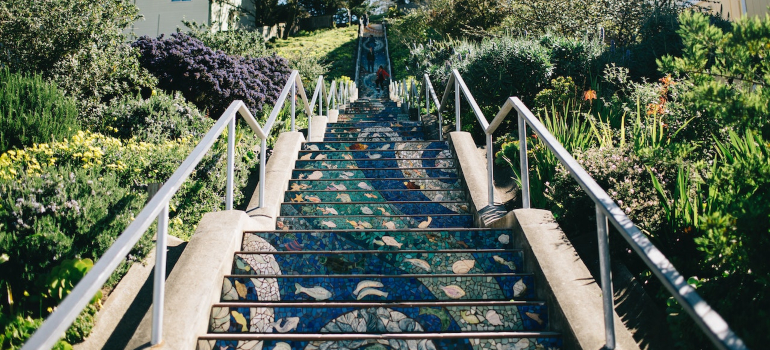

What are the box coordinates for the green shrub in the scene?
[496,101,597,208]
[0,0,157,123]
[410,36,554,135]
[99,92,213,143]
[658,10,770,137]
[183,21,270,59]
[539,34,603,87]
[0,68,80,153]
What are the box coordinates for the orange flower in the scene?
[583,89,597,101]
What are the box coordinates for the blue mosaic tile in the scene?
[232,250,523,276]
[210,304,548,334]
[283,189,466,203]
[246,230,512,251]
[276,213,474,230]
[222,275,537,302]
[287,178,461,191]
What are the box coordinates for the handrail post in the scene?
[291,79,296,131]
[424,77,429,121]
[486,133,494,206]
[455,76,461,132]
[151,203,169,345]
[518,113,530,208]
[258,137,267,208]
[226,117,235,210]
[596,206,616,349]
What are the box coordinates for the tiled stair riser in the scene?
[233,251,524,275]
[283,190,467,202]
[292,168,458,179]
[209,304,549,333]
[222,276,537,302]
[296,159,456,170]
[303,141,447,151]
[246,230,512,251]
[280,202,468,216]
[276,214,474,230]
[287,178,461,191]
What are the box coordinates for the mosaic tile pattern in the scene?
[233,251,523,276]
[280,201,468,216]
[283,189,467,203]
[287,178,461,191]
[246,230,512,251]
[209,305,547,333]
[198,337,563,350]
[276,213,474,230]
[222,275,537,301]
[201,93,562,347]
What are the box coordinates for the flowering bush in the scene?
[0,126,260,345]
[545,146,664,237]
[133,33,291,117]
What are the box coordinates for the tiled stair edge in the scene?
[246,131,306,219]
[309,115,328,142]
[127,211,272,350]
[487,210,641,350]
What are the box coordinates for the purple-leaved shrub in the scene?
[132,33,291,117]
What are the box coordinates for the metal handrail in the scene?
[421,69,747,350]
[21,70,319,350]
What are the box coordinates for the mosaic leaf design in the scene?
[381,236,402,248]
[440,285,466,299]
[451,259,475,274]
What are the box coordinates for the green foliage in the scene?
[0,68,80,153]
[268,25,359,82]
[658,11,770,136]
[533,77,580,112]
[504,0,657,46]
[496,101,596,207]
[39,259,101,305]
[0,0,157,124]
[183,21,270,58]
[99,91,214,143]
[424,0,512,38]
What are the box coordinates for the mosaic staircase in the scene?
[197,98,563,350]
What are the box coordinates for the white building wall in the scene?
[130,0,211,38]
